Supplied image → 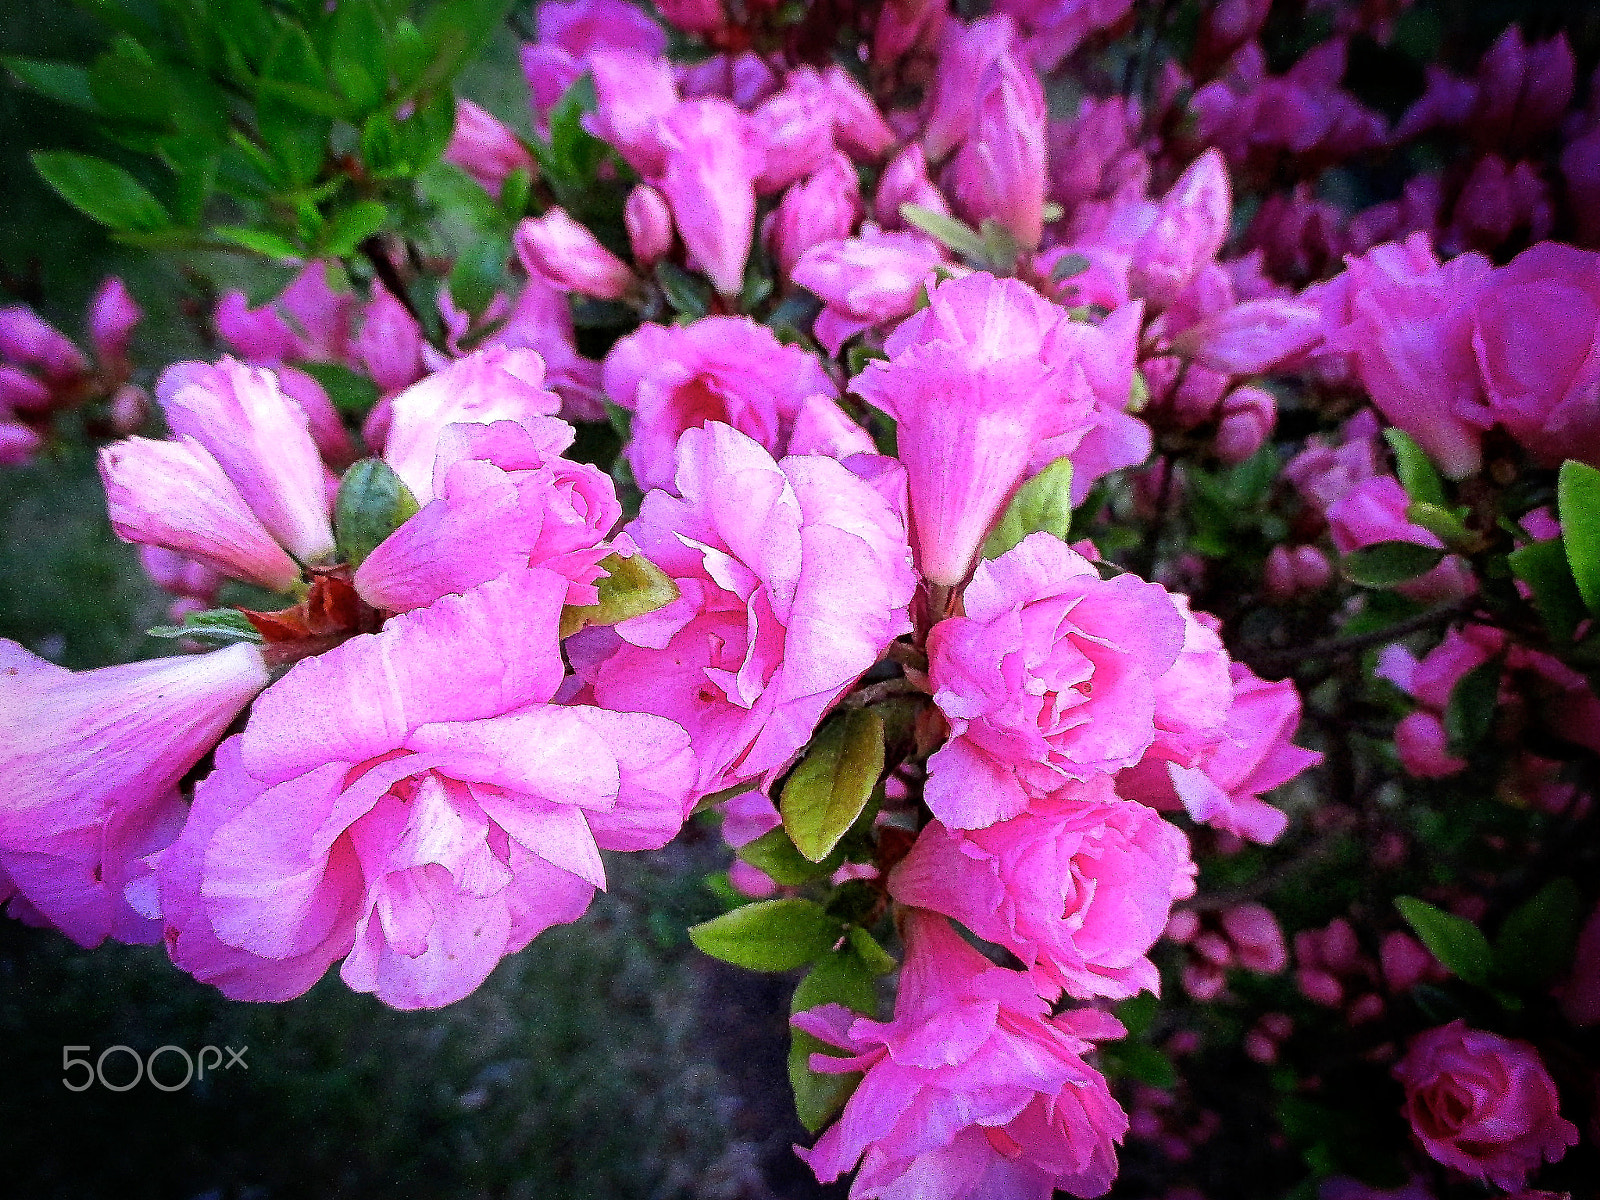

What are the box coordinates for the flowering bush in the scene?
[2,0,1598,1196]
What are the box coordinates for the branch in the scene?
[360,236,428,332]
[1245,598,1478,676]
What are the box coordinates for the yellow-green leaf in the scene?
[780,709,885,863]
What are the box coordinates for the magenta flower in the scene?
[1130,150,1231,311]
[515,209,639,302]
[587,49,681,177]
[891,775,1196,1000]
[625,184,674,267]
[768,152,861,280]
[444,99,534,193]
[925,533,1188,828]
[215,261,355,366]
[354,284,429,396]
[602,317,873,492]
[660,99,764,296]
[851,273,1102,586]
[88,277,141,370]
[521,0,666,128]
[994,0,1134,72]
[948,45,1048,249]
[0,639,268,947]
[922,16,1018,162]
[577,422,915,798]
[792,224,948,355]
[794,910,1128,1199]
[0,305,88,384]
[356,420,618,614]
[1328,476,1474,604]
[163,568,697,1009]
[1394,1022,1578,1191]
[874,143,949,229]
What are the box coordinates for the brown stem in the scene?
[1245,599,1479,676]
[360,237,428,332]
[841,677,925,709]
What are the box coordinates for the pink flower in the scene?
[1560,125,1600,247]
[381,347,567,504]
[522,0,667,126]
[0,639,268,947]
[1558,902,1600,1026]
[356,420,617,613]
[155,359,336,565]
[993,0,1134,72]
[948,46,1048,249]
[924,533,1187,828]
[874,0,947,64]
[922,16,1018,162]
[1327,475,1473,603]
[1220,902,1287,973]
[515,209,639,301]
[850,274,1102,586]
[625,184,674,266]
[768,153,861,280]
[661,99,764,296]
[0,306,88,383]
[792,224,948,355]
[795,910,1128,1199]
[1215,386,1276,464]
[576,423,915,798]
[1131,151,1231,311]
[444,99,534,193]
[1394,1022,1578,1191]
[874,143,949,229]
[215,262,355,365]
[604,317,873,492]
[891,775,1195,1000]
[1471,27,1574,149]
[0,419,41,464]
[652,0,722,35]
[486,274,606,422]
[354,284,428,395]
[587,49,681,177]
[1173,300,1324,377]
[163,568,697,1008]
[1282,409,1384,514]
[1464,242,1600,467]
[1264,545,1332,600]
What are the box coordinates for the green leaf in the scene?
[1341,540,1445,588]
[148,607,265,645]
[5,58,98,111]
[1383,428,1446,507]
[737,827,834,887]
[322,200,388,257]
[845,926,897,975]
[1115,992,1159,1039]
[1508,537,1585,644]
[1492,877,1582,989]
[1559,460,1600,614]
[297,361,380,416]
[789,947,877,1132]
[1107,1043,1177,1088]
[1405,501,1472,548]
[981,456,1074,561]
[211,225,304,260]
[329,0,388,113]
[88,37,174,127]
[334,458,420,568]
[900,203,988,266]
[498,166,532,221]
[1051,252,1091,282]
[1443,657,1500,757]
[31,151,171,233]
[780,709,885,864]
[1396,896,1492,986]
[688,898,844,971]
[655,260,711,319]
[558,551,680,639]
[447,234,510,320]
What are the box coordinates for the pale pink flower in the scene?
[0,640,268,947]
[575,423,915,798]
[487,274,607,422]
[925,533,1188,828]
[164,568,697,1009]
[874,143,949,229]
[521,0,667,125]
[354,284,428,395]
[795,910,1128,1199]
[891,775,1195,1000]
[215,262,355,365]
[603,317,872,492]
[851,273,1102,585]
[1395,1022,1578,1191]
[922,16,1017,162]
[355,420,617,614]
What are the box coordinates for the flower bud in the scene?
[109,384,149,435]
[0,306,87,382]
[1222,902,1286,973]
[949,49,1048,250]
[768,153,860,279]
[89,277,141,370]
[1215,385,1275,464]
[1131,150,1231,310]
[660,99,763,297]
[625,184,674,267]
[0,364,50,412]
[875,142,948,228]
[0,419,41,466]
[515,209,639,301]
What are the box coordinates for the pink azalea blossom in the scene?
[794,910,1128,1199]
[661,99,764,296]
[768,152,861,280]
[0,305,88,383]
[1394,1022,1578,1191]
[602,317,873,492]
[948,44,1048,249]
[626,184,674,266]
[587,49,681,177]
[993,0,1133,72]
[515,209,639,301]
[891,775,1195,1000]
[215,262,355,366]
[521,0,667,126]
[444,99,535,193]
[874,143,949,229]
[792,225,948,355]
[0,640,268,947]
[163,568,697,1009]
[922,16,1018,162]
[924,532,1187,828]
[1131,151,1231,312]
[576,422,915,798]
[851,274,1103,586]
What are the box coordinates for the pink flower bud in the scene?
[0,419,41,465]
[109,384,149,435]
[922,15,1017,162]
[1221,902,1286,973]
[1263,545,1303,601]
[728,859,778,898]
[587,50,680,178]
[625,184,674,267]
[875,143,948,229]
[1290,545,1332,591]
[1164,908,1201,943]
[1215,386,1275,464]
[1193,930,1234,968]
[1348,993,1386,1024]
[1131,150,1231,310]
[1244,1030,1278,1064]
[444,99,534,194]
[1560,125,1600,247]
[1174,300,1324,376]
[515,209,638,301]
[1183,960,1227,1000]
[949,48,1048,249]
[1318,917,1361,972]
[1298,967,1345,1007]
[873,0,947,65]
[749,71,837,194]
[1261,1012,1293,1040]
[819,66,894,161]
[0,364,51,412]
[0,306,87,382]
[660,99,763,297]
[1396,710,1468,778]
[1380,932,1436,993]
[768,153,860,279]
[138,545,222,604]
[652,0,723,35]
[355,284,426,396]
[89,277,141,369]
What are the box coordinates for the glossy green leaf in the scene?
[789,946,877,1132]
[334,458,420,568]
[1341,540,1445,588]
[1396,896,1492,986]
[688,898,844,972]
[5,58,98,111]
[982,457,1074,560]
[31,151,171,233]
[1443,657,1500,757]
[558,551,680,639]
[148,607,264,645]
[322,200,388,257]
[900,203,988,265]
[1508,537,1585,644]
[1493,877,1582,989]
[211,225,303,260]
[1383,428,1446,506]
[780,709,885,864]
[1558,460,1600,614]
[736,827,835,887]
